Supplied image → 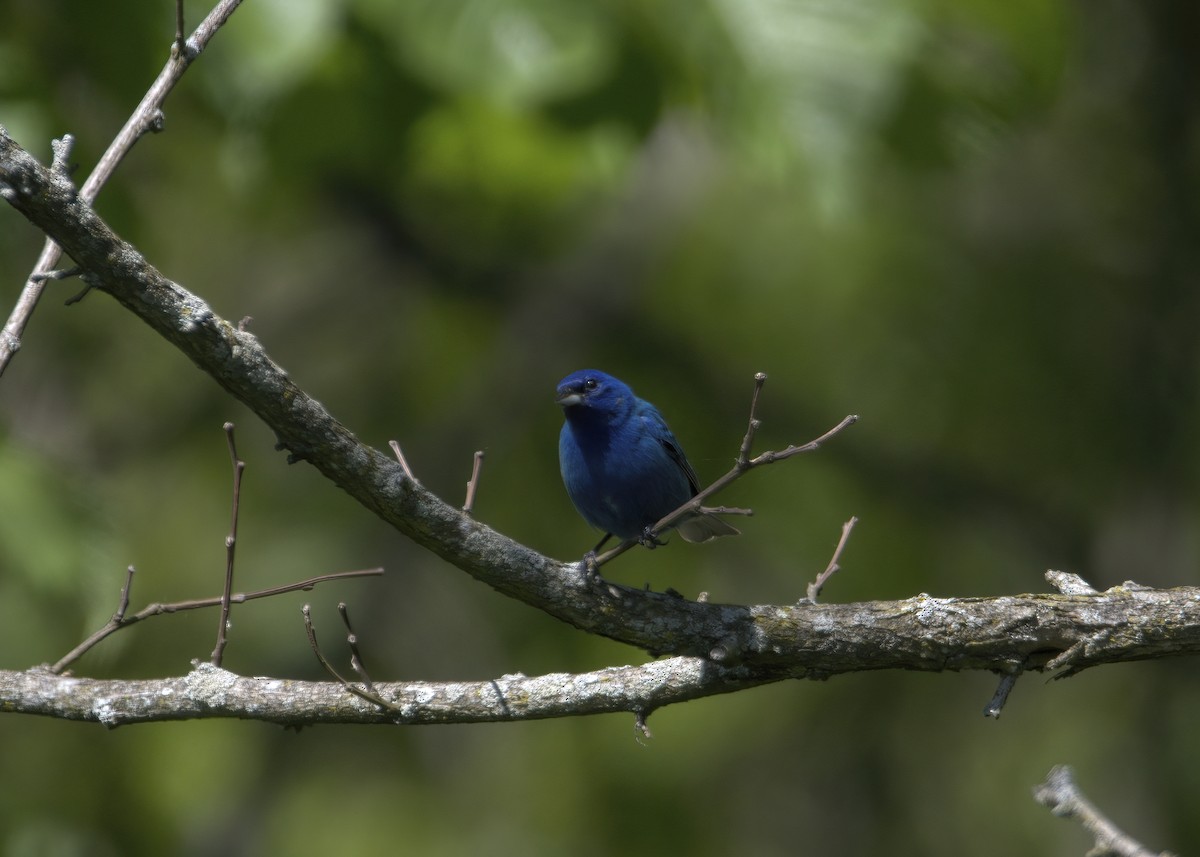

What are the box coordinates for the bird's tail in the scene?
[675,511,741,543]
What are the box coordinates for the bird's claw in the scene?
[638,527,667,549]
[581,551,600,579]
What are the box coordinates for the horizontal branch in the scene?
[0,659,771,727]
[4,579,1200,726]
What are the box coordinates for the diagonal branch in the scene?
[5,575,1200,727]
[0,0,246,376]
[1034,765,1177,857]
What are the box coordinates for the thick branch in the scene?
[0,659,770,727]
[3,581,1200,726]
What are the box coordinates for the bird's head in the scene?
[555,370,632,416]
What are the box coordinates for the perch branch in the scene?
[591,376,857,568]
[8,572,1200,729]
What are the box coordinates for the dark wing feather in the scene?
[658,431,701,496]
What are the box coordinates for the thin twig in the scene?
[114,565,136,620]
[389,440,415,481]
[55,566,140,671]
[210,422,244,667]
[302,605,344,681]
[338,602,375,693]
[303,605,400,712]
[983,670,1021,719]
[1033,765,1176,857]
[736,372,769,466]
[173,0,186,51]
[29,267,82,283]
[805,516,858,602]
[49,134,74,174]
[0,0,246,377]
[463,450,485,515]
[51,568,383,674]
[592,373,858,570]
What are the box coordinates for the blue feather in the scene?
[556,369,740,547]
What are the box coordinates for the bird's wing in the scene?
[652,417,702,497]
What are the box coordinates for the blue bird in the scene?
[556,369,740,552]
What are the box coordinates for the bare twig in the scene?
[736,372,769,466]
[56,565,140,668]
[590,537,637,567]
[592,373,858,569]
[29,267,82,283]
[1033,765,1176,857]
[0,0,246,376]
[302,605,343,680]
[303,605,400,712]
[337,602,376,692]
[49,134,74,174]
[52,568,383,674]
[210,422,244,666]
[389,440,415,481]
[1046,570,1100,595]
[805,516,858,602]
[173,0,186,51]
[463,450,485,515]
[983,670,1021,719]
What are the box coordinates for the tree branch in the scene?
[0,659,771,727]
[1034,765,1177,857]
[3,576,1200,726]
[50,568,385,675]
[0,0,245,376]
[4,131,1200,727]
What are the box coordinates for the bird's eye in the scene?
[584,378,598,391]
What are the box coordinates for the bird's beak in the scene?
[556,386,585,405]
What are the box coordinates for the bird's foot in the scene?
[581,551,600,579]
[638,527,667,549]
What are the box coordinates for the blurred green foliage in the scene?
[2,0,1198,855]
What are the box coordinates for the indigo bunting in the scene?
[556,369,740,550]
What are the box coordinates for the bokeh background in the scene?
[2,0,1198,855]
